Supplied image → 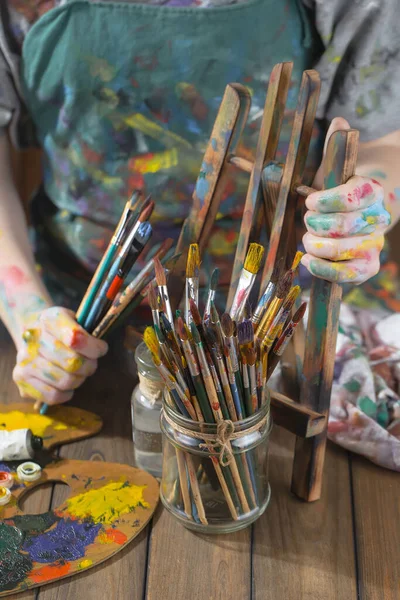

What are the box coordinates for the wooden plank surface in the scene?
[351,455,400,600]
[252,426,357,600]
[1,323,400,599]
[147,507,251,600]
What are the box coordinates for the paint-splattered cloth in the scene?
[1,0,400,470]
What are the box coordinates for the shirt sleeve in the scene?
[303,0,400,142]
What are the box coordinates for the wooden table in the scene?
[1,324,399,600]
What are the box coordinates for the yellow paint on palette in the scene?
[64,480,150,524]
[78,559,93,570]
[0,410,54,437]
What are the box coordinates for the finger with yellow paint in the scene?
[13,306,107,409]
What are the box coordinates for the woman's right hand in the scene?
[13,307,108,406]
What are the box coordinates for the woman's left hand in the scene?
[301,118,391,284]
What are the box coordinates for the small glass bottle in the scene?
[131,342,164,477]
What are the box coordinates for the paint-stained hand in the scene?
[301,118,391,284]
[13,307,108,406]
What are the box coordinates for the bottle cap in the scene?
[31,435,43,452]
[0,471,14,489]
[17,462,42,482]
[0,485,11,505]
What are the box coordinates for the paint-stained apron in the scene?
[21,0,320,295]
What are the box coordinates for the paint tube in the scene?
[0,429,43,461]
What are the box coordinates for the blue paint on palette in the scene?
[22,519,101,563]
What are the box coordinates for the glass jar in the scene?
[131,342,165,477]
[160,392,272,533]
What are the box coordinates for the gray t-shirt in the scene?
[0,0,399,147]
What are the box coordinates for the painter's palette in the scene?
[0,403,102,449]
[0,459,159,595]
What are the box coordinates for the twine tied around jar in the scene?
[138,373,164,405]
[162,408,269,466]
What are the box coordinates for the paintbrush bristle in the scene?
[291,251,304,271]
[210,268,219,291]
[275,271,294,299]
[190,321,201,344]
[210,301,220,324]
[243,347,256,366]
[154,323,166,343]
[160,312,173,333]
[139,200,155,223]
[293,302,307,324]
[221,313,234,338]
[154,257,167,286]
[148,285,159,311]
[237,320,254,347]
[128,190,144,212]
[203,328,217,352]
[284,285,301,308]
[143,326,159,357]
[186,243,201,278]
[189,298,202,326]
[176,316,188,341]
[244,243,265,275]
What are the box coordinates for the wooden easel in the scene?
[168,62,359,502]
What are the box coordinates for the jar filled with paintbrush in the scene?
[131,341,164,477]
[143,243,306,531]
[160,391,272,533]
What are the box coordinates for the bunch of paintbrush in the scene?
[143,243,306,523]
[36,191,176,415]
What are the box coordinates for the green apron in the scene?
[21,0,319,294]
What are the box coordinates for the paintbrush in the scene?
[229,243,264,321]
[176,317,215,424]
[240,350,252,417]
[75,190,146,324]
[185,244,201,325]
[267,302,307,380]
[261,285,300,351]
[144,327,195,418]
[84,221,153,332]
[243,347,258,413]
[204,329,238,421]
[148,284,161,330]
[237,319,254,352]
[203,268,219,323]
[255,271,294,340]
[154,257,174,331]
[189,298,210,350]
[190,323,250,514]
[252,257,283,326]
[91,240,175,338]
[166,324,241,518]
[210,301,224,349]
[291,251,303,272]
[221,313,246,419]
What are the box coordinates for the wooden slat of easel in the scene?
[291,129,359,501]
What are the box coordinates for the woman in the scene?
[0,0,399,466]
